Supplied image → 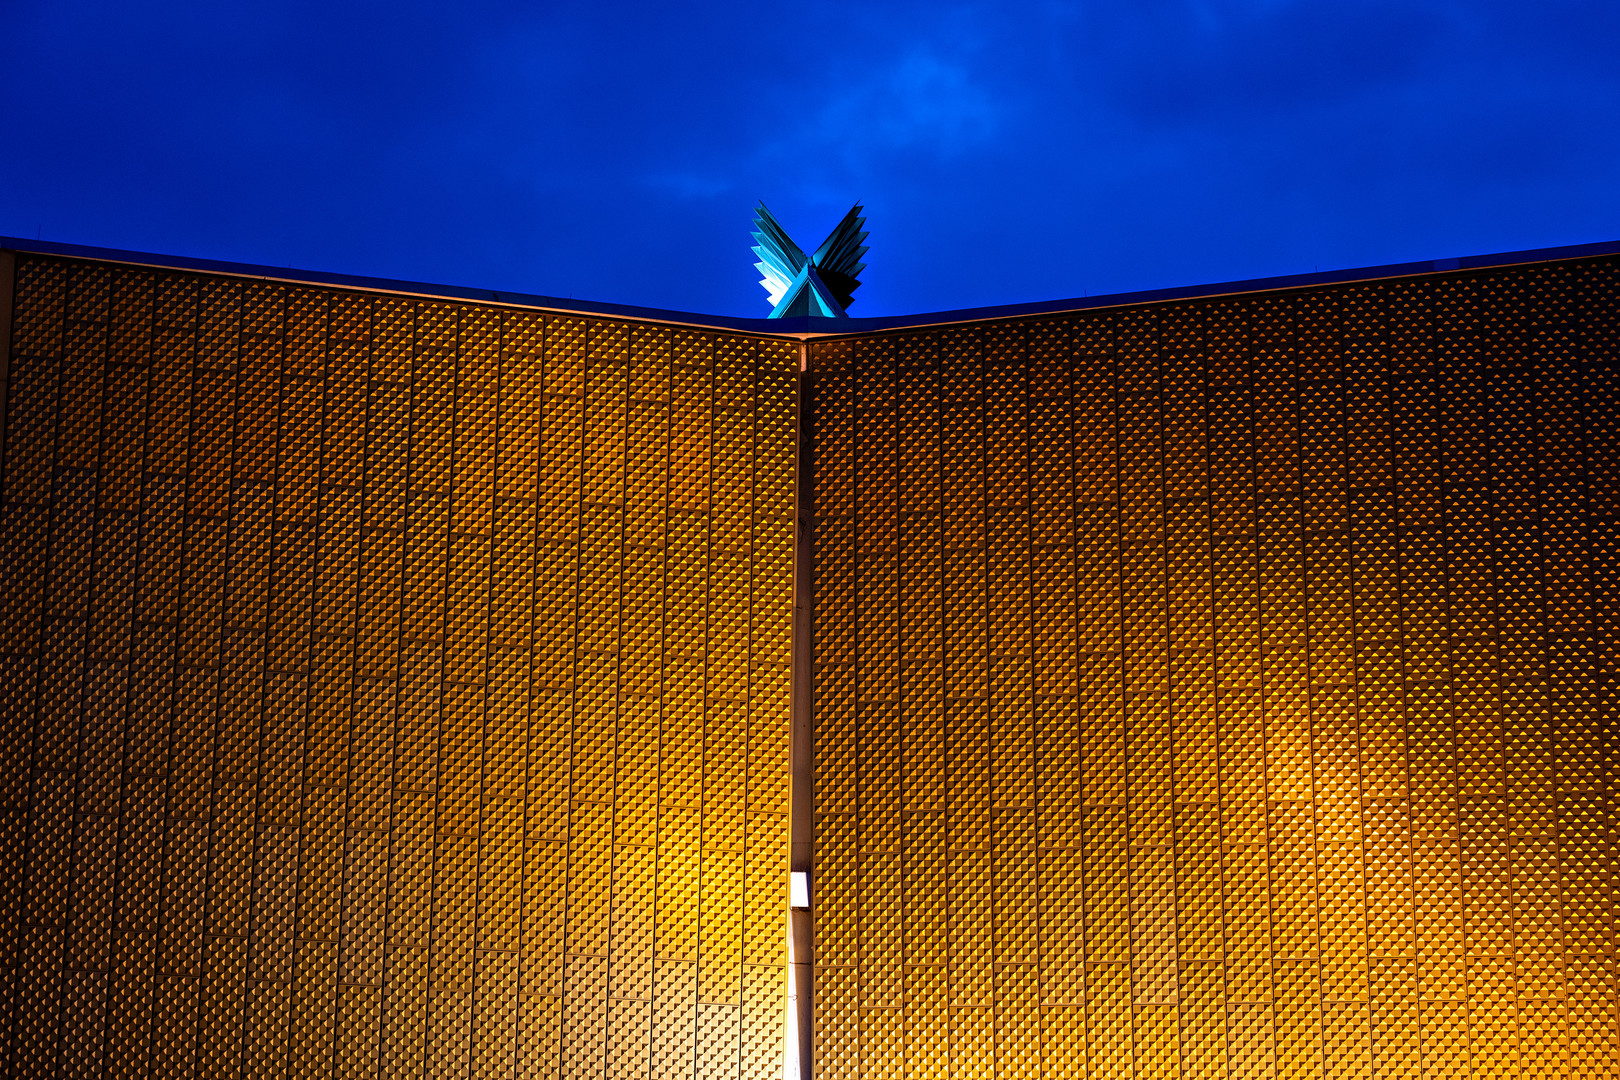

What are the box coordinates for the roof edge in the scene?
[828,236,1620,335]
[6,234,1620,337]
[0,236,791,335]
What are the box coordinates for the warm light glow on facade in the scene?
[806,270,1620,1078]
[0,241,1616,1077]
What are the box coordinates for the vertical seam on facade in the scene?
[788,339,814,1080]
[605,323,629,1010]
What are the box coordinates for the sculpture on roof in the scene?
[751,203,868,318]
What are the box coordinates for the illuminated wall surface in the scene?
[808,260,1620,1079]
[0,255,799,1077]
[4,242,1620,1080]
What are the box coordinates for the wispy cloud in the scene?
[639,33,1003,209]
[9,0,1619,316]
[809,47,1000,158]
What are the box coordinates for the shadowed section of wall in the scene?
[0,255,797,1078]
[808,259,1620,1079]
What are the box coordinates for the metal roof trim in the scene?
[7,234,1620,338]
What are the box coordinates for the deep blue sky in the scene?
[4,1,1618,318]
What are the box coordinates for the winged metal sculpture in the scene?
[751,203,868,318]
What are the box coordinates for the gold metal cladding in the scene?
[4,245,1620,1079]
[807,260,1620,1080]
[0,255,798,1079]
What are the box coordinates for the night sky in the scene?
[4,1,1617,319]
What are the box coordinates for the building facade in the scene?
[1,237,1618,1077]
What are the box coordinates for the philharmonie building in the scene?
[0,206,1618,1080]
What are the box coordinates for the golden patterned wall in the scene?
[809,259,1620,1079]
[0,254,798,1078]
